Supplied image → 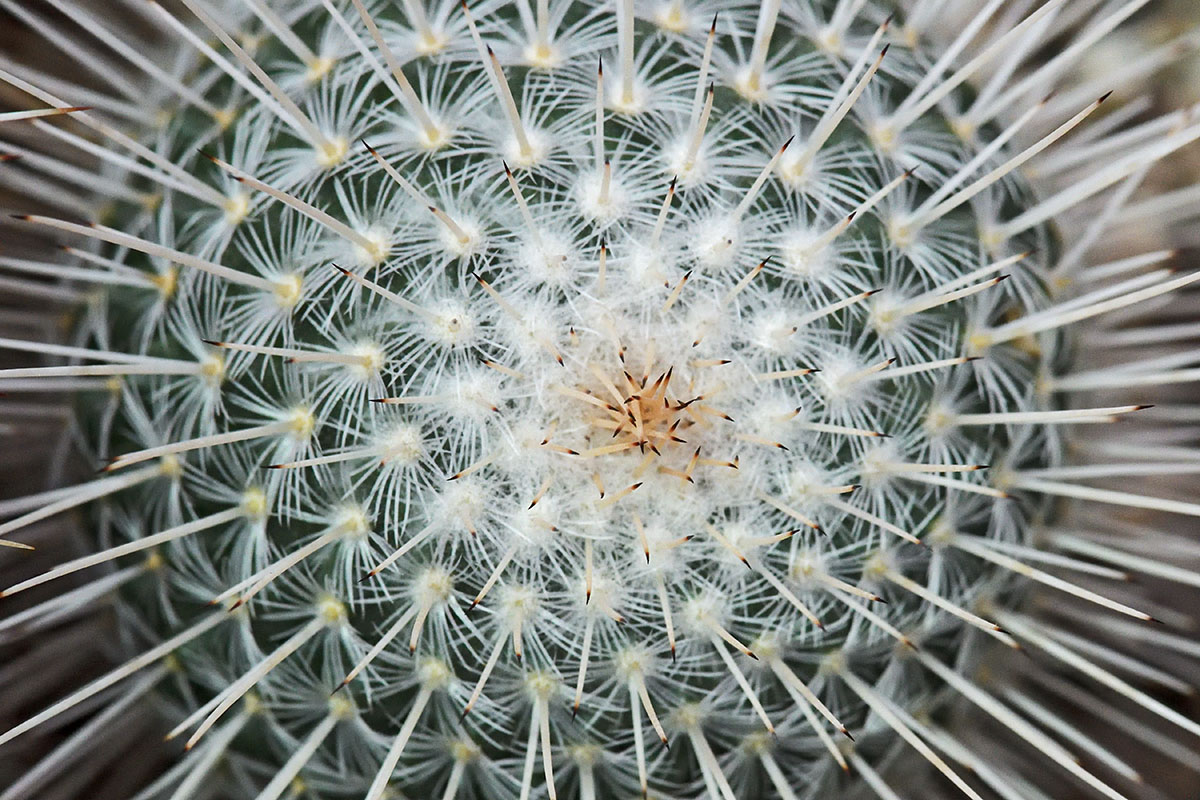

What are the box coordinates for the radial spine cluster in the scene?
[4,1,1200,800]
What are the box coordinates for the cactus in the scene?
[2,1,1200,799]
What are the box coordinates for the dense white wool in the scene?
[2,1,1200,800]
